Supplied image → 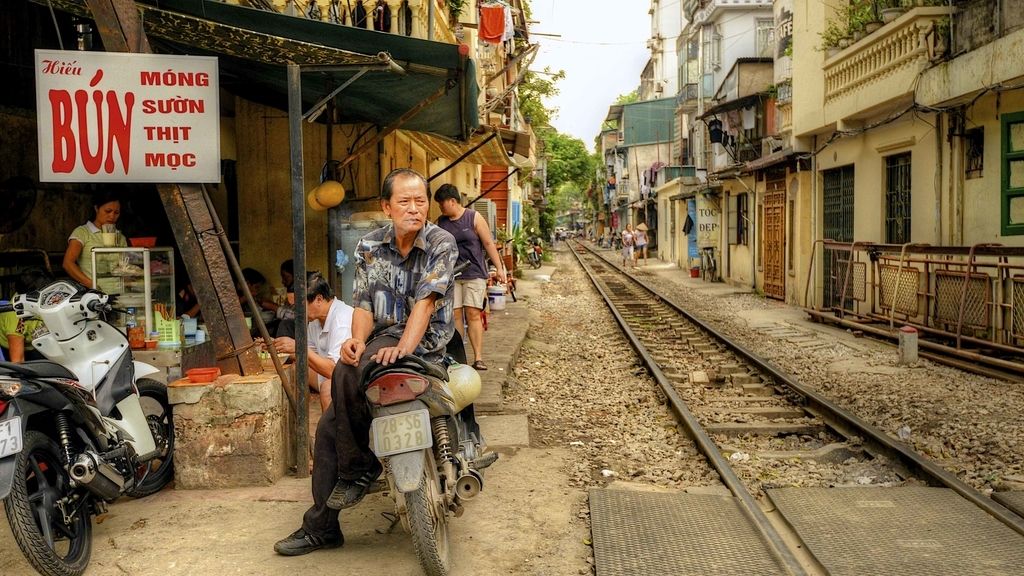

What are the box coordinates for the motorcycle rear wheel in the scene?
[4,431,92,576]
[128,378,175,498]
[405,453,451,576]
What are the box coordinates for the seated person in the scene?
[275,259,297,338]
[176,281,201,320]
[241,267,280,317]
[1,268,53,362]
[269,271,353,412]
[274,168,458,556]
[238,267,280,336]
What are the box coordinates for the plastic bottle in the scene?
[125,307,137,329]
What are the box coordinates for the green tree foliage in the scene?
[536,133,599,238]
[519,67,565,130]
[599,89,640,132]
[614,90,640,105]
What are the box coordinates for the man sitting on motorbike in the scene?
[275,168,458,557]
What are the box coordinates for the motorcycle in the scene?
[528,240,543,269]
[0,281,174,576]
[363,332,496,576]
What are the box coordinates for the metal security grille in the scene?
[823,166,855,309]
[879,265,920,316]
[885,153,912,244]
[934,271,991,329]
[1014,279,1024,342]
[763,179,786,300]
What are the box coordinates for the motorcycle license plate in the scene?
[370,410,432,457]
[0,417,23,459]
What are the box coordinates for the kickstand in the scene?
[376,511,400,534]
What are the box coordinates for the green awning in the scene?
[39,0,479,140]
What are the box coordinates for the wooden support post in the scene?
[86,0,260,375]
[159,184,261,375]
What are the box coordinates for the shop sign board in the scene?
[35,50,220,183]
[696,195,720,251]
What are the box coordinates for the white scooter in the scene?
[0,281,174,576]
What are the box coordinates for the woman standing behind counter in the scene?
[62,192,127,289]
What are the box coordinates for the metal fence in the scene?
[804,241,1024,375]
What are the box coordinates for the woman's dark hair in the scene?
[16,267,52,294]
[92,191,122,210]
[381,168,427,201]
[241,267,266,285]
[433,183,461,204]
[306,271,334,302]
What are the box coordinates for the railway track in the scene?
[570,241,1024,574]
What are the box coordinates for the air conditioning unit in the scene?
[472,199,498,237]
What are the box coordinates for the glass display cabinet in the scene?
[91,247,175,334]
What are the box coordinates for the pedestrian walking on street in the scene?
[434,183,507,371]
[621,224,635,268]
[634,223,649,267]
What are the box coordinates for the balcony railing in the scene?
[823,7,953,103]
[678,83,699,109]
[778,102,793,133]
[266,0,456,44]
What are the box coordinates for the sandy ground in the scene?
[0,442,590,575]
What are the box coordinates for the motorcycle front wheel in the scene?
[4,431,92,576]
[405,452,451,576]
[128,378,175,498]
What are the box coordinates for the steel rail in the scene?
[569,243,807,576]
[576,241,1024,538]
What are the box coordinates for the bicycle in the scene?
[701,247,718,282]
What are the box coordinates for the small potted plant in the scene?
[819,16,845,57]
[863,1,884,33]
[847,1,876,41]
[879,0,909,23]
[930,17,951,60]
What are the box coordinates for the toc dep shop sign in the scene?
[35,50,220,183]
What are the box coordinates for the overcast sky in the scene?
[528,0,651,149]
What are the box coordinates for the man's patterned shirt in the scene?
[353,221,458,361]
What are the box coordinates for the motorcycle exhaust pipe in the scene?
[69,451,124,501]
[455,471,482,500]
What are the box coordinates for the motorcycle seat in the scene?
[0,360,76,380]
[361,355,449,387]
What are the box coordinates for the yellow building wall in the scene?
[960,91,1024,246]
[788,170,814,306]
[234,97,418,291]
[814,114,941,246]
[790,0,831,139]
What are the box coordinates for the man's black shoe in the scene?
[326,462,383,510]
[273,528,343,556]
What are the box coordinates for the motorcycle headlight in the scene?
[0,378,22,397]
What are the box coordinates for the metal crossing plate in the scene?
[993,491,1024,518]
[768,487,1024,575]
[589,488,785,576]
